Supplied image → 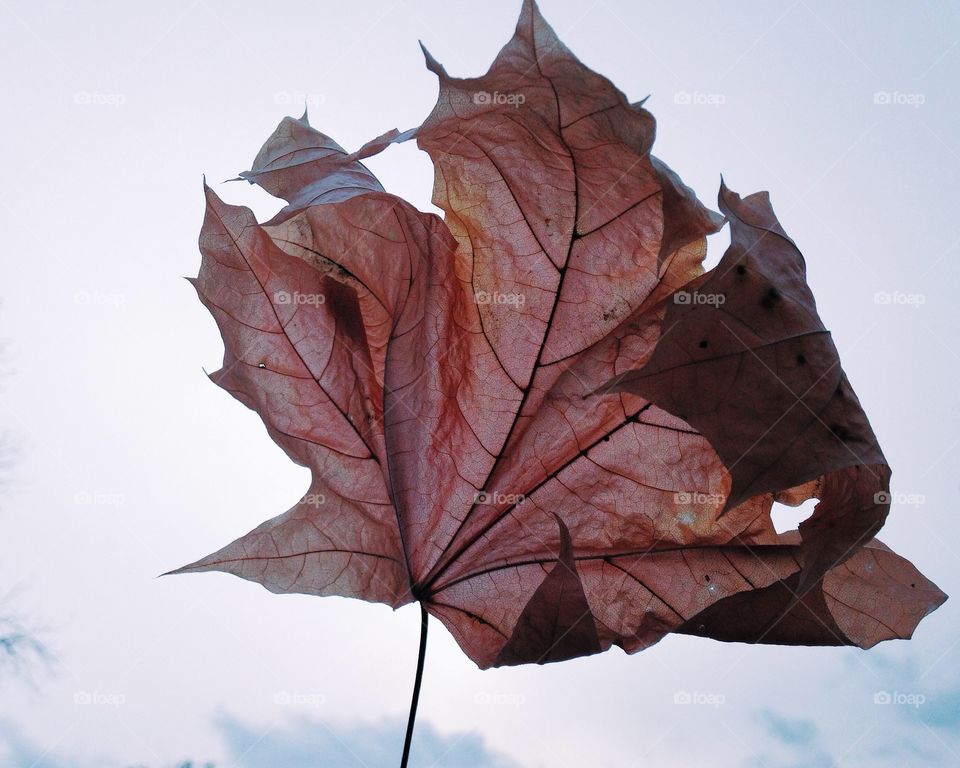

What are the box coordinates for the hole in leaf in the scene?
[770,498,818,534]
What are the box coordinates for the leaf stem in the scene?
[400,603,429,768]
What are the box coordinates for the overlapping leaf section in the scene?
[174,0,944,668]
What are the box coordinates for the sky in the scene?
[0,0,958,766]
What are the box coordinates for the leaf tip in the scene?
[717,176,743,214]
[201,180,225,208]
[520,0,544,25]
[419,41,447,78]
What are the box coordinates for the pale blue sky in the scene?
[1,1,958,766]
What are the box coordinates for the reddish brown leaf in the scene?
[677,534,946,648]
[494,516,601,666]
[599,184,892,598]
[172,0,944,670]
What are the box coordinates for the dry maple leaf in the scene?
[172,0,944,762]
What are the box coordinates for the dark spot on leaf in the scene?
[735,264,747,275]
[796,354,806,365]
[698,340,708,349]
[760,286,781,309]
[830,423,853,441]
[704,574,711,582]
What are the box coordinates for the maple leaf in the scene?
[172,1,944,763]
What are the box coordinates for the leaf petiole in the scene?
[400,603,428,768]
